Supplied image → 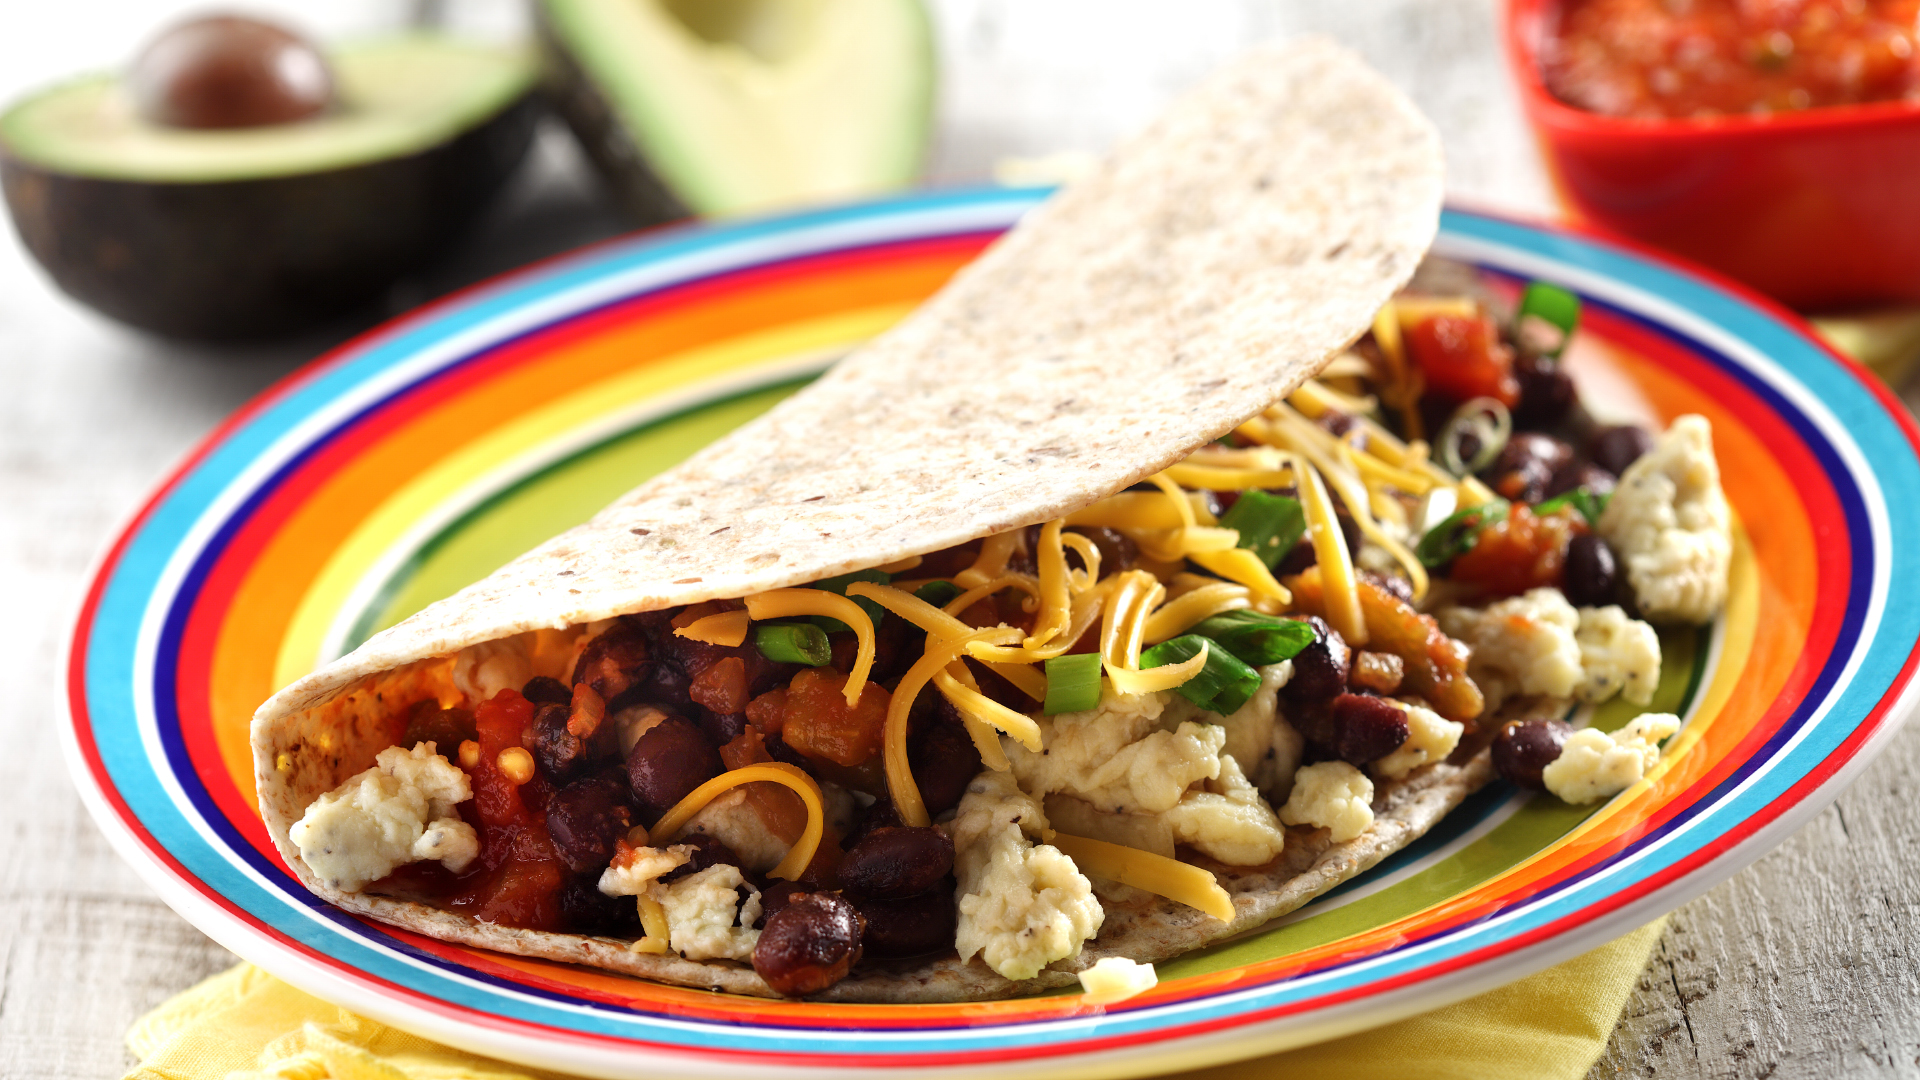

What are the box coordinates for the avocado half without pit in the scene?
[0,16,539,340]
[538,0,935,222]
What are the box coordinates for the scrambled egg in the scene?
[291,743,479,892]
[1279,761,1375,843]
[1597,415,1732,625]
[1006,689,1223,815]
[951,771,1104,981]
[451,638,533,703]
[596,844,692,897]
[1576,605,1662,707]
[1166,661,1302,796]
[651,864,763,962]
[1441,588,1660,710]
[1542,713,1683,804]
[1161,754,1289,865]
[683,788,791,874]
[1371,701,1464,780]
[1079,956,1158,1003]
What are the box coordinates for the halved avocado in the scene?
[537,0,935,222]
[0,36,538,340]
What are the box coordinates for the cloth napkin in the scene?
[124,919,1662,1080]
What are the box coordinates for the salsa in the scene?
[1544,0,1920,118]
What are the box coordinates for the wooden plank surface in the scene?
[2,2,1915,1077]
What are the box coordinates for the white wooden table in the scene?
[2,2,1915,1076]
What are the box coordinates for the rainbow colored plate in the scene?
[64,190,1920,1079]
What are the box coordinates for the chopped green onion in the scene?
[913,580,964,608]
[1437,397,1512,476]
[1517,281,1581,357]
[1415,499,1510,568]
[1218,490,1306,570]
[806,569,890,633]
[1042,653,1103,714]
[1533,486,1610,525]
[1140,634,1262,715]
[1189,610,1318,667]
[755,622,833,666]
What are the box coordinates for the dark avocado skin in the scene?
[0,91,540,341]
[534,3,688,227]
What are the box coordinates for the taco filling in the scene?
[281,264,1732,998]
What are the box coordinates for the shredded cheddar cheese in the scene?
[632,895,672,954]
[1026,520,1071,649]
[743,589,874,706]
[882,625,1024,827]
[1049,832,1235,922]
[673,610,749,648]
[955,531,1021,589]
[1186,547,1291,608]
[649,762,826,880]
[1141,581,1250,644]
[1107,638,1210,695]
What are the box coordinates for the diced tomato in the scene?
[690,655,750,714]
[470,690,534,830]
[746,688,789,735]
[1406,313,1520,407]
[1451,504,1586,597]
[448,822,567,931]
[781,668,892,767]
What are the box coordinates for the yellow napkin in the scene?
[126,920,1662,1080]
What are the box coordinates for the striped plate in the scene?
[64,190,1920,1079]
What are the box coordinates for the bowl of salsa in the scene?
[1508,0,1920,309]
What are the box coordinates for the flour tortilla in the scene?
[253,37,1453,1001]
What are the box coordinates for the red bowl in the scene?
[1506,0,1920,310]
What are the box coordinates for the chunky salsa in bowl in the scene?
[1508,0,1920,308]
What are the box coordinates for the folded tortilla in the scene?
[253,37,1460,1002]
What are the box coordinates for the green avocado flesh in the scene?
[0,36,535,182]
[540,0,935,218]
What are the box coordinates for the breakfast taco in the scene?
[252,38,1731,1004]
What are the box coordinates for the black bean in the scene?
[403,702,474,753]
[698,710,749,746]
[838,827,954,900]
[1483,433,1574,504]
[1512,354,1576,430]
[571,621,652,708]
[661,832,742,882]
[756,879,807,927]
[908,698,983,816]
[1493,718,1573,790]
[532,702,591,782]
[546,773,633,873]
[1562,534,1619,608]
[558,873,641,935]
[626,714,723,821]
[752,892,865,997]
[1590,425,1655,478]
[854,888,958,958]
[1546,461,1617,500]
[1328,693,1411,765]
[521,675,572,707]
[1280,617,1351,706]
[849,798,905,846]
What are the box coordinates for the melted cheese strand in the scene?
[882,626,1024,827]
[1065,492,1187,531]
[1369,303,1423,440]
[1026,520,1071,649]
[933,665,1042,752]
[942,574,1041,617]
[1141,582,1251,645]
[845,581,1046,699]
[1058,531,1101,591]
[966,584,1112,664]
[673,610,749,648]
[1049,832,1235,922]
[1099,570,1165,678]
[955,531,1021,589]
[1291,450,1368,646]
[650,762,825,880]
[632,896,672,954]
[743,590,874,706]
[1106,639,1211,695]
[1164,462,1295,491]
[1186,548,1291,607]
[1272,407,1431,602]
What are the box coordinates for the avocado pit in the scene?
[130,15,334,130]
